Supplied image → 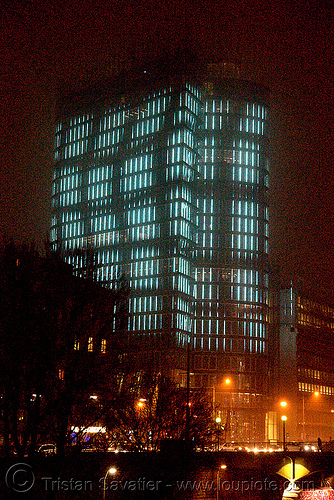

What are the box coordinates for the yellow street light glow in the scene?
[216,417,221,423]
[314,391,320,397]
[220,464,227,469]
[224,378,231,385]
[281,415,287,421]
[278,458,310,481]
[103,467,117,500]
[280,401,287,407]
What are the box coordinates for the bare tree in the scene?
[102,371,212,451]
[0,239,127,459]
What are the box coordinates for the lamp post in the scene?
[281,416,287,451]
[281,456,300,499]
[103,467,117,500]
[185,317,195,445]
[279,401,288,449]
[216,417,221,451]
[223,378,232,442]
[285,456,295,483]
[302,396,305,442]
[216,464,227,500]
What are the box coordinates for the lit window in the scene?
[74,338,80,350]
[59,369,65,380]
[88,337,93,352]
[101,339,107,354]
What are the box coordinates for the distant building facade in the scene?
[279,287,334,442]
[51,58,272,442]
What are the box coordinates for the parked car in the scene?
[37,444,56,456]
[82,445,97,452]
[302,443,317,452]
[221,443,239,451]
[285,441,301,452]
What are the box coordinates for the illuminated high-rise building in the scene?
[51,58,271,441]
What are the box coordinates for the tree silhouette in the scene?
[0,239,127,458]
[102,371,212,451]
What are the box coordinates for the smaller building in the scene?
[279,287,334,443]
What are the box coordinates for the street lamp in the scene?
[223,378,232,442]
[103,467,117,500]
[281,456,301,499]
[278,401,288,449]
[281,416,287,451]
[216,417,222,451]
[216,464,227,500]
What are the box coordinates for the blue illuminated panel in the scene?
[197,94,269,356]
[52,78,269,360]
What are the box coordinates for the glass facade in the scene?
[52,67,270,441]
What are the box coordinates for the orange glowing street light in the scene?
[222,377,233,442]
[103,467,117,500]
[217,465,227,500]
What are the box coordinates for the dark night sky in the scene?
[1,1,334,300]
